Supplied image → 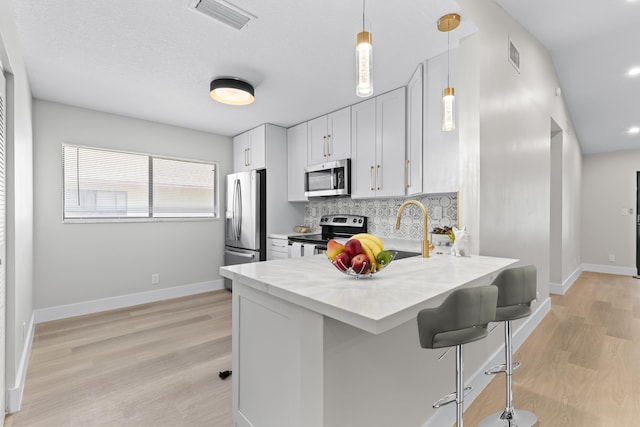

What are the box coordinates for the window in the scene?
[63,144,219,221]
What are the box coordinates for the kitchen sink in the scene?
[391,250,421,260]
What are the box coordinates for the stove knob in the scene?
[352,218,357,223]
[358,219,363,223]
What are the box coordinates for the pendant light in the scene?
[438,13,460,131]
[356,0,373,97]
[210,78,255,106]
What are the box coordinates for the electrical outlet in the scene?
[608,254,615,262]
[151,273,160,285]
[629,208,634,215]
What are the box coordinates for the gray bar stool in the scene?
[480,265,538,427]
[417,285,498,427]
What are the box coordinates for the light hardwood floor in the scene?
[464,271,640,426]
[4,290,233,427]
[5,272,639,426]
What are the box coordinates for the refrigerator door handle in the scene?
[224,249,256,259]
[235,179,242,240]
[231,179,237,239]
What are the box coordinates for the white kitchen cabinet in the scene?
[287,122,308,202]
[423,51,459,194]
[307,106,351,165]
[233,125,266,172]
[351,88,406,199]
[268,236,289,260]
[406,63,423,196]
[232,124,305,236]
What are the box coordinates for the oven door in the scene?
[288,235,327,257]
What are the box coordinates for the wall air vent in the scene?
[190,0,256,30]
[508,38,520,73]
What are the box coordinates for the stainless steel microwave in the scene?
[304,159,351,198]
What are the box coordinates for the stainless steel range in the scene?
[288,214,368,254]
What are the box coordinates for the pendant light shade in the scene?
[210,78,255,106]
[438,13,460,132]
[356,1,373,97]
[442,87,455,132]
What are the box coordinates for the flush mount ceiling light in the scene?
[628,67,640,77]
[355,0,373,97]
[629,126,640,134]
[209,78,255,106]
[438,13,460,132]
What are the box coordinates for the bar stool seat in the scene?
[418,285,498,427]
[480,265,538,427]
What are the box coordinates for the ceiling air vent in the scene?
[190,0,255,30]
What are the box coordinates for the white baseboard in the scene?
[7,312,36,413]
[34,279,225,324]
[423,296,552,427]
[549,264,583,295]
[582,263,636,277]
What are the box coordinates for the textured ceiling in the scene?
[9,0,474,138]
[9,0,640,154]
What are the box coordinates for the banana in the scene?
[351,233,384,251]
[359,240,378,272]
[358,237,381,258]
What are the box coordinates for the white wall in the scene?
[0,0,35,412]
[33,100,232,308]
[582,149,639,270]
[458,0,583,296]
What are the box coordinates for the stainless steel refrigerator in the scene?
[224,169,266,290]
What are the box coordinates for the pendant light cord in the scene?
[447,21,451,87]
[362,0,365,31]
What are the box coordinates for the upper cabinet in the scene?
[406,63,423,196]
[287,122,308,202]
[422,50,459,194]
[233,125,266,172]
[307,106,351,165]
[351,88,406,199]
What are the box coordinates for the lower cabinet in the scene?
[351,87,406,199]
[268,237,289,260]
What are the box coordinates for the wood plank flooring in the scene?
[464,271,640,426]
[4,291,233,427]
[4,271,639,426]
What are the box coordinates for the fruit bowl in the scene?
[327,250,397,279]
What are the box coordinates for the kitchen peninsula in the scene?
[220,253,518,427]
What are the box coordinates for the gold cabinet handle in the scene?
[376,165,381,190]
[370,165,375,191]
[327,134,332,157]
[323,135,327,157]
[405,159,410,189]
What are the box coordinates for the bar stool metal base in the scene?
[481,319,537,427]
[478,409,537,427]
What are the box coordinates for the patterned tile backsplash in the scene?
[303,193,458,240]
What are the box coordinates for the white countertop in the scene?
[220,253,518,334]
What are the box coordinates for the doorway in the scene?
[549,119,563,286]
[0,65,7,419]
[636,172,640,276]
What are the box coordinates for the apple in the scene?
[326,239,345,261]
[350,253,371,275]
[333,252,351,272]
[344,238,363,257]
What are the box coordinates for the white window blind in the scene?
[63,144,218,221]
[153,158,216,218]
